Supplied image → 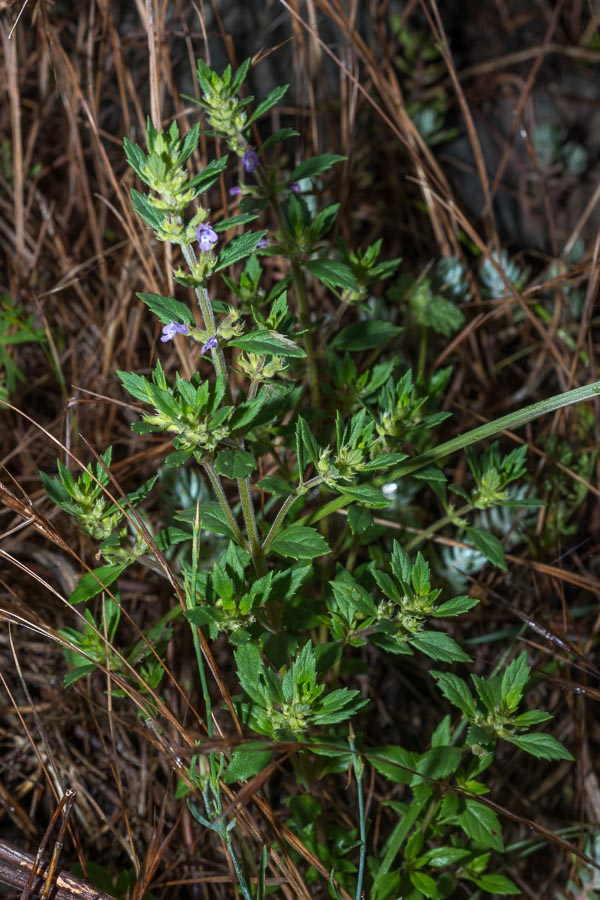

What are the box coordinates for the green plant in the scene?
[40,57,600,898]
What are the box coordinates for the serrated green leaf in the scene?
[136,293,195,327]
[304,258,359,292]
[215,231,268,271]
[413,746,462,784]
[431,595,479,617]
[131,189,164,230]
[247,84,289,126]
[224,745,273,783]
[409,872,440,898]
[409,631,471,663]
[214,449,256,479]
[257,475,292,498]
[330,320,403,351]
[421,846,471,867]
[504,732,574,761]
[501,651,530,710]
[188,155,229,193]
[290,153,346,182]
[458,800,504,851]
[472,874,521,895]
[229,329,305,358]
[270,525,330,560]
[69,564,127,605]
[262,127,300,151]
[512,709,553,727]
[347,505,373,535]
[465,526,507,570]
[432,671,476,718]
[338,484,389,508]
[366,746,415,785]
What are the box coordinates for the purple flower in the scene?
[242,149,259,173]
[256,237,269,249]
[229,185,242,196]
[201,335,219,355]
[161,322,188,343]
[289,182,300,192]
[196,223,219,252]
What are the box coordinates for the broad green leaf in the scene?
[131,189,163,230]
[330,320,403,351]
[465,526,507,570]
[409,631,471,663]
[188,155,229,193]
[229,329,306,358]
[409,871,440,899]
[366,746,415,785]
[224,745,273,783]
[458,800,504,851]
[431,596,479,617]
[412,746,462,784]
[304,258,359,292]
[247,84,289,126]
[347,505,373,535]
[262,127,300,151]
[257,475,292,498]
[431,671,476,718]
[501,652,530,710]
[63,663,96,687]
[69,564,127,605]
[136,294,195,325]
[504,732,574,761]
[338,484,389,508]
[472,874,521,895]
[421,846,471,867]
[270,525,330,560]
[215,231,268,271]
[214,449,256,479]
[290,153,346,182]
[512,709,553,727]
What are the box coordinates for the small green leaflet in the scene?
[290,153,346,182]
[137,293,195,326]
[215,231,268,271]
[409,631,471,663]
[304,258,359,292]
[229,329,306,358]
[214,449,256,479]
[465,526,507,570]
[224,744,273,783]
[69,563,128,605]
[457,800,504,852]
[330,320,403,351]
[270,525,330,560]
[504,732,574,761]
[246,84,289,126]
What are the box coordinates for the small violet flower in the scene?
[229,185,242,196]
[242,149,259,173]
[201,335,219,355]
[289,182,301,192]
[161,322,188,343]
[196,223,219,252]
[256,237,269,249]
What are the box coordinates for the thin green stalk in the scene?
[404,503,472,553]
[290,257,320,408]
[239,476,267,575]
[262,475,324,554]
[188,502,213,735]
[349,730,367,900]
[180,242,229,381]
[203,462,247,549]
[298,380,600,527]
